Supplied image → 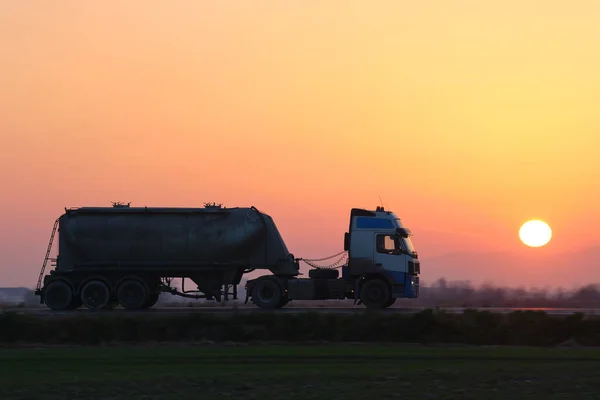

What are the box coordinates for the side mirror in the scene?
[396,228,409,238]
[344,232,350,251]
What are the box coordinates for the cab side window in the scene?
[376,235,399,255]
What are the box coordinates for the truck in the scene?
[34,203,420,310]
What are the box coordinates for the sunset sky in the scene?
[2,1,600,289]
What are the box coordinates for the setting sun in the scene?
[519,220,552,248]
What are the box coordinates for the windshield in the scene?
[402,237,416,255]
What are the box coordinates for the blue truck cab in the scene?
[246,206,421,310]
[342,207,420,307]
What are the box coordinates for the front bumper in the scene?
[390,273,419,298]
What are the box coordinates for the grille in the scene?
[414,276,420,297]
[408,261,420,275]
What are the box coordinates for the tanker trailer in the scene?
[35,203,299,311]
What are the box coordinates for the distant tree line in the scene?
[404,278,600,309]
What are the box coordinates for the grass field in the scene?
[2,345,600,399]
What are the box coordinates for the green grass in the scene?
[2,345,600,399]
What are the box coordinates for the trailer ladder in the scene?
[35,218,59,293]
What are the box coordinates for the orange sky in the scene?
[2,1,600,288]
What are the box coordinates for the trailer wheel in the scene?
[80,280,111,310]
[106,298,119,310]
[360,279,391,310]
[144,293,160,309]
[117,279,148,310]
[251,278,283,309]
[43,280,73,311]
[67,296,83,310]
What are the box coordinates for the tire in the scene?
[80,280,111,310]
[106,299,119,310]
[309,269,339,279]
[43,280,73,311]
[251,278,283,309]
[67,296,83,310]
[116,279,148,310]
[360,279,391,310]
[383,297,396,308]
[143,293,160,309]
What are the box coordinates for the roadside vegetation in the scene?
[1,309,600,346]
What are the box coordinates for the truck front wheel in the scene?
[360,279,391,310]
[251,278,283,309]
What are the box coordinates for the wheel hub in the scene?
[258,287,274,303]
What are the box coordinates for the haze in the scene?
[2,1,600,289]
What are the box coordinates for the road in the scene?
[4,306,600,317]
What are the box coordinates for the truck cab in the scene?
[342,207,420,307]
[246,205,421,310]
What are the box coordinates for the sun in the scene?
[519,220,552,247]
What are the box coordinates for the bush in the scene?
[0,310,597,346]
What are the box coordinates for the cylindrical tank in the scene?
[56,206,293,272]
